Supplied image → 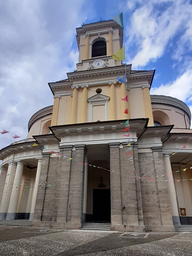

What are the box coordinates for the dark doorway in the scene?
[93,189,110,222]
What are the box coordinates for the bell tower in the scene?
[76,20,123,71]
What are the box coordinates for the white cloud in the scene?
[125,0,192,68]
[151,68,192,103]
[0,0,94,150]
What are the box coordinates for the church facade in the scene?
[0,20,192,232]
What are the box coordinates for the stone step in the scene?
[81,222,111,231]
[0,220,32,226]
[175,225,192,232]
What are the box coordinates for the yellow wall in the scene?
[57,96,71,125]
[129,88,145,118]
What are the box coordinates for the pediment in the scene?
[87,93,110,103]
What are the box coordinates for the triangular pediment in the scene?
[87,93,110,103]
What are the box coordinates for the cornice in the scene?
[0,141,39,160]
[67,65,131,82]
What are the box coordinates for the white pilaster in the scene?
[0,162,16,220]
[29,159,42,221]
[6,161,24,220]
[164,154,180,225]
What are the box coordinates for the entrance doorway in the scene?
[84,144,111,223]
[93,189,110,222]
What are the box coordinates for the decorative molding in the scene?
[54,92,72,98]
[71,84,89,89]
[87,94,110,103]
[90,35,108,44]
[88,94,109,122]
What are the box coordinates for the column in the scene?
[0,166,6,204]
[6,162,24,220]
[83,154,88,222]
[84,34,90,60]
[0,162,16,220]
[51,96,60,126]
[120,83,129,119]
[70,88,78,124]
[109,143,123,229]
[164,154,180,225]
[109,83,116,120]
[107,30,113,56]
[81,86,88,123]
[142,87,154,126]
[29,159,42,221]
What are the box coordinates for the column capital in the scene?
[108,29,113,34]
[163,154,171,158]
[85,33,90,38]
[74,144,86,150]
[108,80,117,85]
[59,145,73,151]
[109,142,120,148]
[16,161,24,166]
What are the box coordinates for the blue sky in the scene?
[0,0,192,151]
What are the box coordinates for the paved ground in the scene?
[0,226,192,255]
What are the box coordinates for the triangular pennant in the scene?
[183,145,186,148]
[124,108,128,114]
[112,47,125,61]
[121,95,128,101]
[1,130,9,134]
[13,135,20,139]
[112,12,123,28]
[123,127,129,132]
[124,134,130,137]
[117,75,126,84]
[50,151,54,154]
[32,143,38,147]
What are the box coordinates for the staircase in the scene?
[175,225,192,232]
[81,222,111,231]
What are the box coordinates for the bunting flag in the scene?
[121,95,128,102]
[50,151,54,154]
[13,135,20,139]
[32,143,38,147]
[123,127,129,132]
[112,47,125,61]
[183,145,186,148]
[117,75,126,84]
[124,108,128,114]
[112,12,123,28]
[1,130,9,134]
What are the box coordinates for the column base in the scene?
[111,224,145,232]
[29,213,34,221]
[6,213,16,220]
[145,225,176,232]
[0,212,7,220]
[172,216,181,225]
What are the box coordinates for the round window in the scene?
[96,88,102,94]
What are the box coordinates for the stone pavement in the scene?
[0,225,192,255]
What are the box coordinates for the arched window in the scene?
[92,40,106,57]
[154,120,161,126]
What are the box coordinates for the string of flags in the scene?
[0,130,20,139]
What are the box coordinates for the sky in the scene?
[0,0,192,151]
